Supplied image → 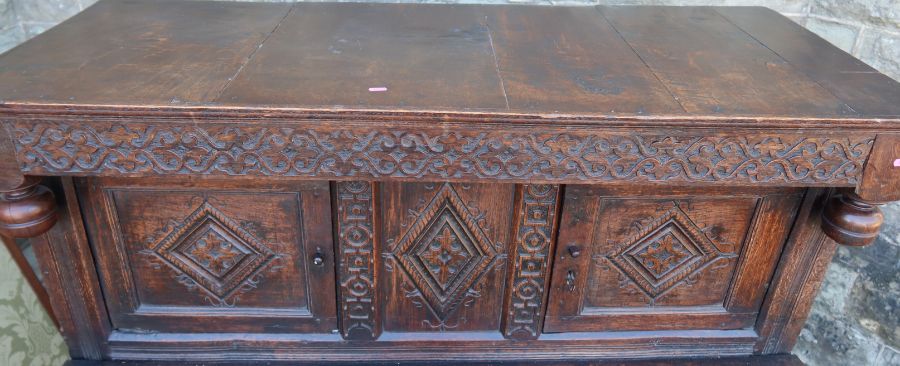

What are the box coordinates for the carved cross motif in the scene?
[417,225,470,291]
[183,231,248,277]
[631,232,692,279]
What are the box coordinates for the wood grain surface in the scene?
[0,1,897,120]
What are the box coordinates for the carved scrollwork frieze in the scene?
[10,121,874,185]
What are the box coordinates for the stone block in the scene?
[0,24,23,54]
[21,21,55,39]
[881,202,900,247]
[856,30,900,82]
[812,264,858,313]
[846,268,899,347]
[877,346,900,366]
[788,15,808,27]
[0,0,15,29]
[796,309,886,366]
[806,17,860,52]
[810,0,900,33]
[78,0,98,9]
[13,0,81,24]
[597,0,808,14]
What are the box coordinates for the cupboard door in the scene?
[545,186,802,332]
[79,178,336,333]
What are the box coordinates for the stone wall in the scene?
[0,0,897,365]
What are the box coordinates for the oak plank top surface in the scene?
[0,0,898,121]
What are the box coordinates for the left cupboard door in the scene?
[76,177,337,334]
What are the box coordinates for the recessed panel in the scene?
[585,198,755,308]
[79,178,337,333]
[379,182,514,332]
[111,190,309,310]
[545,186,802,332]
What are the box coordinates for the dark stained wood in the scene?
[378,182,513,333]
[755,188,838,353]
[103,329,761,361]
[219,3,508,110]
[0,2,895,364]
[0,126,24,190]
[77,177,337,334]
[30,178,111,359]
[725,194,803,313]
[0,176,58,238]
[856,134,900,202]
[0,1,895,121]
[598,6,850,116]
[480,6,683,114]
[716,6,900,117]
[545,187,800,332]
[335,181,381,340]
[0,0,292,106]
[821,188,884,247]
[6,118,878,187]
[502,184,561,339]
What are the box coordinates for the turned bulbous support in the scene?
[821,188,885,247]
[0,176,58,238]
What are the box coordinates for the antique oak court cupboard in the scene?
[0,0,898,364]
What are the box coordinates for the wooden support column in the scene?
[822,133,900,247]
[821,189,885,247]
[0,176,59,239]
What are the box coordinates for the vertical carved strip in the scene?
[335,181,380,340]
[503,184,561,340]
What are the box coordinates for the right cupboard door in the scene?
[544,186,803,332]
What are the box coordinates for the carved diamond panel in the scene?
[392,184,496,321]
[151,202,276,302]
[606,205,728,300]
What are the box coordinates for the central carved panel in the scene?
[606,205,728,300]
[151,202,276,303]
[392,184,496,321]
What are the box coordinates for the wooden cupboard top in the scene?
[0,0,899,123]
[1,0,899,191]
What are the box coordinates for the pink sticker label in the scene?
[368,87,387,92]
[894,158,900,167]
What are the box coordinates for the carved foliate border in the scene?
[503,184,560,339]
[335,181,379,340]
[10,121,874,185]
